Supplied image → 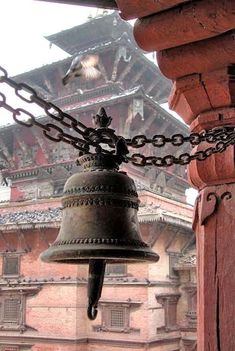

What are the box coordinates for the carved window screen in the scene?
[3,298,21,323]
[101,304,130,332]
[110,309,125,328]
[3,256,20,276]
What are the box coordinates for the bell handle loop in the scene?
[87,303,98,320]
[87,259,106,320]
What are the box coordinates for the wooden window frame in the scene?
[105,264,127,277]
[168,252,181,280]
[0,293,25,332]
[101,303,130,332]
[184,284,197,328]
[156,293,180,333]
[2,255,20,278]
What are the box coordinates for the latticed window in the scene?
[3,298,21,323]
[110,308,124,328]
[101,304,130,332]
[105,264,127,276]
[0,295,23,330]
[3,256,20,277]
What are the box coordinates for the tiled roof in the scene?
[0,208,62,229]
[0,203,192,231]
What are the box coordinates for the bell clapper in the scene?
[87,259,106,320]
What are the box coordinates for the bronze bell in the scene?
[41,152,159,319]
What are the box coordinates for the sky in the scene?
[0,1,102,126]
[1,1,99,75]
[0,0,197,204]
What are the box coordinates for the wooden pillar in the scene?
[187,106,235,350]
[115,1,235,350]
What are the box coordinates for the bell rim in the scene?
[40,246,159,264]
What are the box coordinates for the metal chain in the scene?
[0,65,235,168]
[0,66,90,152]
[125,127,235,148]
[128,135,235,167]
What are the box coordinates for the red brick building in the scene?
[0,12,196,351]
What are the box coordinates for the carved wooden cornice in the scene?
[0,334,181,347]
[99,299,142,306]
[156,293,181,306]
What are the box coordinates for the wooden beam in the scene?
[0,139,14,168]
[165,228,179,252]
[28,80,51,99]
[146,80,157,95]
[148,222,165,246]
[0,231,13,251]
[36,0,118,9]
[19,231,31,252]
[181,234,195,253]
[118,59,136,83]
[43,72,55,96]
[32,128,50,162]
[111,49,122,82]
[13,132,27,153]
[139,109,158,135]
[116,0,190,20]
[39,229,50,248]
[97,57,109,82]
[130,66,146,87]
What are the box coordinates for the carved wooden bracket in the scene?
[192,185,234,231]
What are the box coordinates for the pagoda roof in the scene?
[0,84,187,134]
[13,32,167,98]
[57,85,188,133]
[45,12,136,55]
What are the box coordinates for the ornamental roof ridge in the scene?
[52,84,141,108]
[45,12,121,41]
[138,206,192,229]
[65,32,138,57]
[44,12,135,55]
[12,37,161,83]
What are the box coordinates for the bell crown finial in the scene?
[92,107,112,128]
[78,153,120,172]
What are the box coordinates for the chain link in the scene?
[128,134,235,167]
[0,65,235,168]
[126,127,235,149]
